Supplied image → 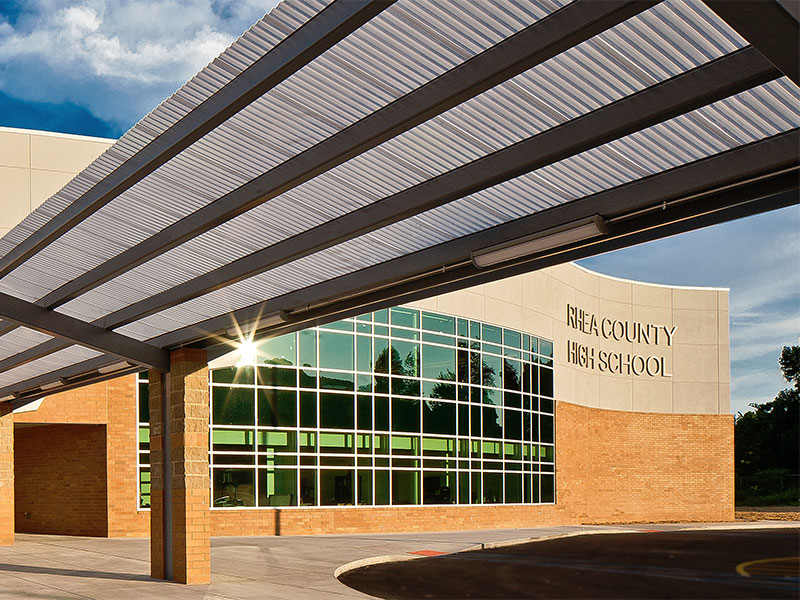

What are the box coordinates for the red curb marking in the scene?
[640,529,665,533]
[408,550,447,556]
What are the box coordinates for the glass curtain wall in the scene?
[137,373,151,508]
[136,307,555,509]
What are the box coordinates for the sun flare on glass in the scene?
[236,340,258,366]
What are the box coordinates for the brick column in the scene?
[149,348,210,584]
[0,403,14,545]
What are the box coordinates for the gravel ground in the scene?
[736,507,800,521]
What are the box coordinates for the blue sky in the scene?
[1,1,797,414]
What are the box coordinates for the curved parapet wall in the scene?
[407,262,730,415]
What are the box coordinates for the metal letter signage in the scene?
[565,304,674,377]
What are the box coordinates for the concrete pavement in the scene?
[0,522,794,599]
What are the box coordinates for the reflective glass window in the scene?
[392,398,420,432]
[258,334,295,366]
[482,324,502,344]
[259,469,297,506]
[258,430,296,453]
[258,366,297,388]
[319,332,354,370]
[423,471,456,504]
[320,394,354,430]
[213,429,254,452]
[390,341,419,377]
[205,309,554,510]
[299,392,316,428]
[213,387,254,426]
[300,469,316,506]
[483,472,502,504]
[356,336,371,372]
[392,470,420,505]
[257,389,296,427]
[422,400,456,435]
[357,470,372,505]
[391,307,419,328]
[320,469,354,505]
[213,468,255,507]
[298,330,316,367]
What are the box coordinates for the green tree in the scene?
[779,345,800,391]
[734,345,799,504]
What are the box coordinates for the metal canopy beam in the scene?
[2,132,797,398]
[148,129,798,350]
[97,47,779,330]
[5,176,794,403]
[0,0,393,280]
[0,0,647,375]
[0,0,650,379]
[37,0,654,311]
[233,183,798,349]
[706,0,800,85]
[8,366,143,410]
[0,338,66,374]
[0,49,786,377]
[0,292,169,371]
[0,356,142,405]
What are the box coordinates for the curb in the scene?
[334,554,422,580]
[461,528,641,552]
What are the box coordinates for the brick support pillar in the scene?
[149,348,209,584]
[0,403,14,545]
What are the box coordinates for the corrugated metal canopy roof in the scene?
[0,0,798,405]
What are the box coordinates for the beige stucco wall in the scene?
[408,263,730,415]
[1,127,730,416]
[0,127,114,238]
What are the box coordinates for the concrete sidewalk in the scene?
[0,521,794,599]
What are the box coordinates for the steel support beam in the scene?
[0,355,142,405]
[0,0,393,279]
[0,292,169,370]
[97,47,779,329]
[0,338,66,374]
[706,0,800,85]
[37,0,654,311]
[203,177,798,354]
[147,129,798,350]
[0,48,794,372]
[1,133,796,398]
[6,366,142,410]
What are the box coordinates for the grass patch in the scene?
[735,489,800,507]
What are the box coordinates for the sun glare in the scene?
[236,340,258,366]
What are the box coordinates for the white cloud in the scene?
[730,365,789,415]
[0,0,279,130]
[0,1,262,84]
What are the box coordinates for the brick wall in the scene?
[0,404,13,545]
[210,401,734,535]
[12,387,733,538]
[13,375,149,537]
[554,401,734,524]
[106,376,150,537]
[14,424,108,536]
[14,383,109,424]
